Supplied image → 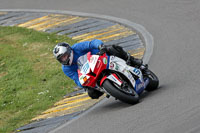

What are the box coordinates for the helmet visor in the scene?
[58,52,70,65]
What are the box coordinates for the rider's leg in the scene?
[107,45,143,67]
[106,45,150,76]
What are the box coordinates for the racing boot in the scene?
[140,64,151,76]
[107,45,143,67]
[126,53,143,68]
[86,87,104,99]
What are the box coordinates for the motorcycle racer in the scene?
[53,39,143,99]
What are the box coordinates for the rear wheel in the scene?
[144,69,159,91]
[102,80,139,104]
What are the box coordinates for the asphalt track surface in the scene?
[1,0,200,133]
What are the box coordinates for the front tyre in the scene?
[145,69,159,91]
[102,80,139,104]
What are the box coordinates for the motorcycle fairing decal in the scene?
[103,58,107,64]
[106,55,110,69]
[112,73,123,84]
[108,56,137,90]
[107,74,122,86]
[81,62,90,74]
[133,68,141,76]
[135,79,145,93]
[89,55,99,72]
[108,56,124,71]
[143,77,150,88]
[79,75,90,85]
[131,68,143,78]
[128,67,145,93]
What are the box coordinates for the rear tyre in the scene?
[102,80,139,104]
[145,69,159,91]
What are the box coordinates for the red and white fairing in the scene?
[78,52,108,87]
[77,52,146,94]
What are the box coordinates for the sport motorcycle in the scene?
[77,52,159,104]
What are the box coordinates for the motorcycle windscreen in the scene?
[77,54,88,71]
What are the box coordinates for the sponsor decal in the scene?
[83,76,87,82]
[90,56,98,64]
[80,75,84,80]
[90,57,94,63]
[133,68,140,76]
[110,56,115,60]
[96,60,101,68]
[128,73,132,79]
[111,76,117,82]
[103,58,107,64]
[137,82,144,90]
[110,74,122,85]
[122,69,129,73]
[109,62,114,69]
[82,63,89,73]
[115,64,119,70]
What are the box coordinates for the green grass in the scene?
[0,26,77,133]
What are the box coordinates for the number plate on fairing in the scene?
[81,62,90,74]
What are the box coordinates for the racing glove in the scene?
[98,44,108,55]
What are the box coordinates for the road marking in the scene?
[129,47,145,59]
[42,104,84,114]
[31,93,105,121]
[72,24,123,40]
[42,17,87,32]
[54,93,88,106]
[0,12,7,16]
[77,27,135,42]
[18,14,87,32]
[35,16,74,31]
[33,16,87,31]
[43,97,91,114]
[75,26,126,41]
[31,104,83,121]
[97,30,135,42]
[26,14,68,29]
[18,15,50,27]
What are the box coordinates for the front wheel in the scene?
[102,80,139,104]
[144,69,159,91]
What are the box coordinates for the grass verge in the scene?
[0,26,77,133]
